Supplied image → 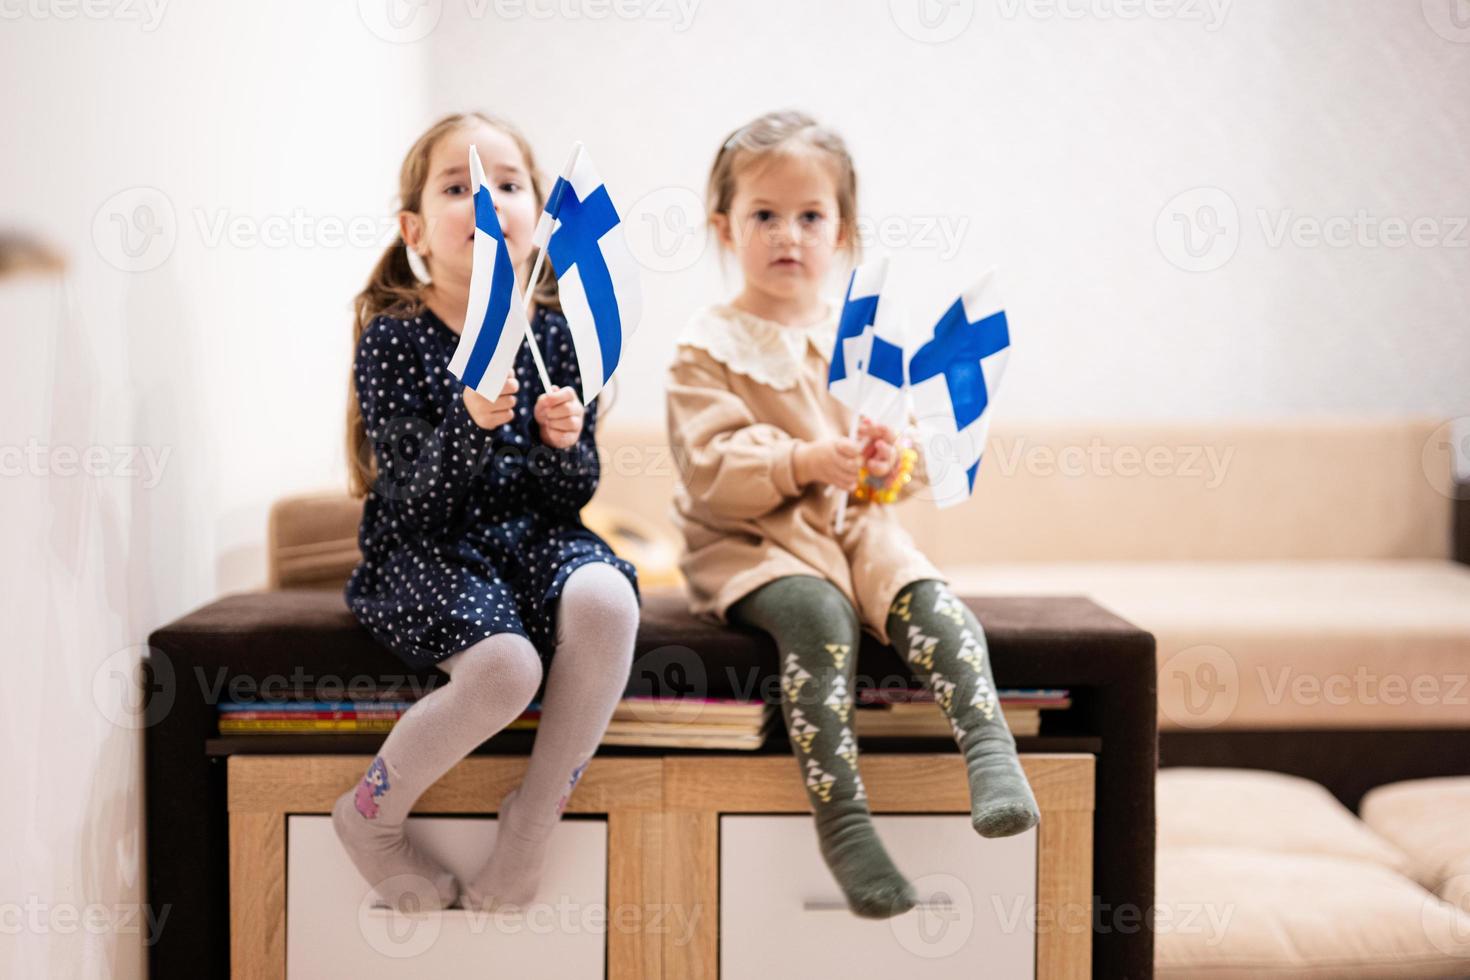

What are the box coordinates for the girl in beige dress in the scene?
[665,110,1040,919]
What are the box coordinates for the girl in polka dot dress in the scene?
[332,112,640,914]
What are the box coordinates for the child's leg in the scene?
[888,579,1040,837]
[463,562,638,912]
[332,632,544,912]
[730,575,917,919]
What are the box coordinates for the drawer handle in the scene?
[801,897,956,914]
[365,904,527,920]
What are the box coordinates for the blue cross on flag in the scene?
[448,145,532,400]
[826,257,909,433]
[907,268,1011,509]
[533,143,643,403]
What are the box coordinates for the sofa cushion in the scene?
[1158,768,1409,872]
[945,560,1470,730]
[1362,776,1470,909]
[1155,846,1470,979]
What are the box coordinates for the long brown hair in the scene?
[706,109,861,261]
[347,111,558,498]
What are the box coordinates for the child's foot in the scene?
[815,798,918,919]
[960,736,1041,838]
[330,789,458,912]
[461,786,556,912]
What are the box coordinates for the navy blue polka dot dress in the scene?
[345,304,639,670]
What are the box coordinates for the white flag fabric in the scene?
[907,268,1011,509]
[447,145,531,400]
[826,257,909,432]
[532,143,643,403]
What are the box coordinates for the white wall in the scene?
[1,5,429,976]
[426,0,1470,425]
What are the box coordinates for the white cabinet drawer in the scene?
[285,814,607,979]
[720,815,1037,979]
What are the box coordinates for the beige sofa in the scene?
[592,417,1469,732]
[276,417,1469,734]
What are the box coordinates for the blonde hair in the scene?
[706,109,860,259]
[347,111,557,498]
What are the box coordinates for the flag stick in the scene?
[833,346,871,535]
[519,141,584,396]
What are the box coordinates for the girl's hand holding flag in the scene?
[794,436,864,491]
[857,417,899,478]
[532,385,586,449]
[463,375,520,431]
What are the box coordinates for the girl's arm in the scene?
[666,345,803,521]
[355,319,496,535]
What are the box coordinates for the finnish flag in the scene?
[907,268,1011,509]
[533,143,643,403]
[826,257,909,433]
[448,145,531,399]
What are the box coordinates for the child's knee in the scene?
[770,575,859,635]
[449,633,544,704]
[563,562,638,623]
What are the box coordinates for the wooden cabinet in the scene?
[228,753,1092,979]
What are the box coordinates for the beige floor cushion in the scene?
[1362,777,1470,911]
[1158,768,1410,872]
[944,559,1470,730]
[1156,846,1470,978]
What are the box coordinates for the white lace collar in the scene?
[678,302,838,390]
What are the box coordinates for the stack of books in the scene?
[217,693,774,750]
[601,696,774,749]
[853,688,1071,738]
[217,688,1069,745]
[216,696,538,735]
